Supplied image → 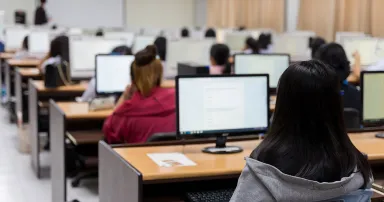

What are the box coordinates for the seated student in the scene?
[95,29,104,37]
[38,35,69,73]
[309,36,326,58]
[103,45,175,144]
[314,43,361,112]
[79,45,133,102]
[154,36,168,77]
[258,33,273,54]
[205,28,216,38]
[181,27,190,38]
[13,36,29,59]
[238,26,246,31]
[209,44,231,75]
[231,60,372,202]
[243,37,259,54]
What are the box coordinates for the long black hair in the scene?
[205,28,216,38]
[245,37,259,54]
[314,43,350,82]
[210,43,231,74]
[310,37,326,58]
[258,33,272,50]
[154,36,166,61]
[49,35,69,62]
[251,60,371,186]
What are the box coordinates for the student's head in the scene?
[252,60,371,185]
[154,36,167,61]
[95,29,104,37]
[314,43,350,82]
[40,0,46,5]
[205,28,216,38]
[181,28,189,38]
[49,35,69,62]
[132,45,163,96]
[238,26,246,31]
[22,36,28,51]
[51,24,57,30]
[111,45,132,55]
[210,44,231,74]
[258,33,272,50]
[245,37,259,54]
[309,37,326,58]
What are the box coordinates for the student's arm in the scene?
[78,78,96,102]
[37,53,50,72]
[351,51,361,80]
[115,85,136,109]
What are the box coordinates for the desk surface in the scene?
[0,52,15,60]
[32,80,88,93]
[114,132,384,181]
[56,102,112,120]
[8,58,41,67]
[17,68,41,77]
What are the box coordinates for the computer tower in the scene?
[177,62,209,76]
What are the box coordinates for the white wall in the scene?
[0,0,36,24]
[286,0,301,32]
[125,0,195,29]
[195,0,207,27]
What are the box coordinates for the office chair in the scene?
[146,132,177,142]
[343,108,360,129]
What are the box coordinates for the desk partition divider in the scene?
[29,79,40,178]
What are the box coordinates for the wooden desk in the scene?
[99,132,384,202]
[0,52,15,60]
[29,80,88,179]
[15,68,42,123]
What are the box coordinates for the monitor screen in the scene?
[132,36,155,54]
[224,32,249,52]
[273,34,311,57]
[177,75,269,135]
[95,54,134,94]
[70,37,127,78]
[234,54,290,88]
[362,71,384,124]
[29,31,50,53]
[5,28,30,50]
[342,37,380,66]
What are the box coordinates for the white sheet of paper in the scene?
[147,153,197,168]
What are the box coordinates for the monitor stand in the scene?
[202,134,243,154]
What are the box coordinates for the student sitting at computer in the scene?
[309,37,326,58]
[205,28,216,38]
[103,45,176,144]
[13,36,29,59]
[154,36,168,76]
[258,33,272,54]
[181,27,190,38]
[209,44,231,75]
[79,45,133,102]
[37,35,69,73]
[314,43,361,112]
[231,60,372,202]
[95,28,104,37]
[243,37,259,54]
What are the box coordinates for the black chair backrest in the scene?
[344,108,360,129]
[146,132,177,143]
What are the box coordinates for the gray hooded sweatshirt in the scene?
[230,157,372,202]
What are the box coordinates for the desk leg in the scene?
[29,80,40,178]
[4,63,10,104]
[15,71,22,123]
[0,59,3,102]
[50,100,67,202]
[99,142,142,202]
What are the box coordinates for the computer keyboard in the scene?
[186,188,235,202]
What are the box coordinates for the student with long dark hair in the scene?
[205,28,216,38]
[13,36,29,59]
[181,27,189,38]
[209,44,231,74]
[243,37,259,54]
[258,33,272,54]
[38,35,69,73]
[314,43,361,112]
[309,36,326,58]
[34,0,49,25]
[231,60,372,202]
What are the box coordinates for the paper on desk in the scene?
[147,153,197,167]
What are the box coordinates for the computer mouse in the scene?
[375,133,384,138]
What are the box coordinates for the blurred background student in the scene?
[38,35,69,73]
[209,43,231,75]
[34,0,49,25]
[154,36,168,77]
[181,27,190,38]
[258,33,273,54]
[243,37,259,54]
[12,36,29,59]
[205,28,216,38]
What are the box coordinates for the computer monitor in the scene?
[234,54,290,89]
[273,33,312,58]
[95,54,134,95]
[28,31,50,54]
[132,36,155,54]
[69,37,127,79]
[342,37,380,66]
[361,71,384,127]
[104,31,135,47]
[176,74,270,154]
[167,39,215,77]
[5,28,30,51]
[224,32,249,52]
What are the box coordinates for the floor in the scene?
[0,106,98,202]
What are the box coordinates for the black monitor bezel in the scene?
[176,74,270,138]
[95,54,133,96]
[360,70,384,127]
[233,53,290,92]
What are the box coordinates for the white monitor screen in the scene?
[70,37,127,78]
[104,32,135,47]
[273,34,311,57]
[132,36,155,54]
[342,38,380,66]
[167,39,215,77]
[362,72,384,123]
[5,28,30,50]
[96,55,134,94]
[225,32,249,52]
[29,31,50,53]
[234,54,290,88]
[177,75,269,135]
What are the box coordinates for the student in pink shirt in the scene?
[209,44,231,75]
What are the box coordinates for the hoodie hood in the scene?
[230,157,372,202]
